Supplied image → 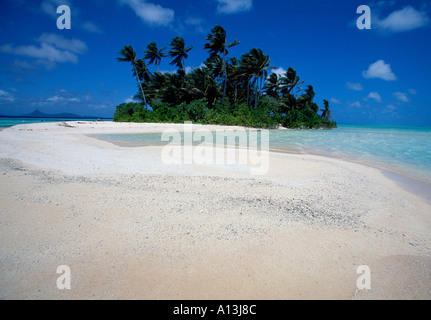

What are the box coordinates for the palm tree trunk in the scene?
[133,65,148,109]
[254,80,258,109]
[222,52,227,105]
[259,76,263,100]
[246,80,250,108]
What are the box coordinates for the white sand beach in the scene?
[0,121,430,299]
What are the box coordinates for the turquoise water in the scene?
[2,119,430,183]
[0,118,109,129]
[270,125,431,183]
[96,125,431,183]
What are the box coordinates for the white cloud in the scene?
[271,67,287,77]
[37,33,87,54]
[45,89,84,104]
[377,6,430,32]
[346,82,363,91]
[41,0,71,18]
[10,59,38,70]
[185,17,205,33]
[161,65,201,75]
[159,69,176,75]
[81,21,103,34]
[0,43,78,64]
[330,98,342,104]
[47,96,61,102]
[393,91,410,103]
[120,0,174,26]
[216,0,252,14]
[408,88,417,95]
[368,91,382,103]
[0,34,87,68]
[349,101,363,108]
[0,89,15,102]
[362,60,397,81]
[41,0,102,34]
[125,95,136,103]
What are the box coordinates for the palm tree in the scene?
[240,48,273,108]
[264,73,281,99]
[168,36,193,71]
[146,71,167,101]
[204,25,240,105]
[162,72,191,105]
[280,67,304,97]
[227,57,242,103]
[188,67,218,106]
[297,85,318,114]
[114,26,336,129]
[204,54,224,83]
[238,55,254,107]
[143,42,167,72]
[117,45,148,108]
[134,59,151,83]
[320,99,332,122]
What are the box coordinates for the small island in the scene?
[114,25,337,129]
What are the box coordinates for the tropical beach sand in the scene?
[0,121,430,299]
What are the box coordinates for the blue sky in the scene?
[0,0,430,125]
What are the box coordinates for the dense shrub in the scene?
[113,96,336,129]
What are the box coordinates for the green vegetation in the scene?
[114,25,337,129]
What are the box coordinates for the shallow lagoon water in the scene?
[95,124,431,184]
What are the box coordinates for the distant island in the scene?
[0,109,110,120]
[113,25,337,129]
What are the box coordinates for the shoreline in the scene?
[1,121,430,299]
[88,125,431,205]
[272,148,431,205]
[2,120,430,221]
[96,134,431,205]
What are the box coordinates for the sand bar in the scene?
[0,121,430,299]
